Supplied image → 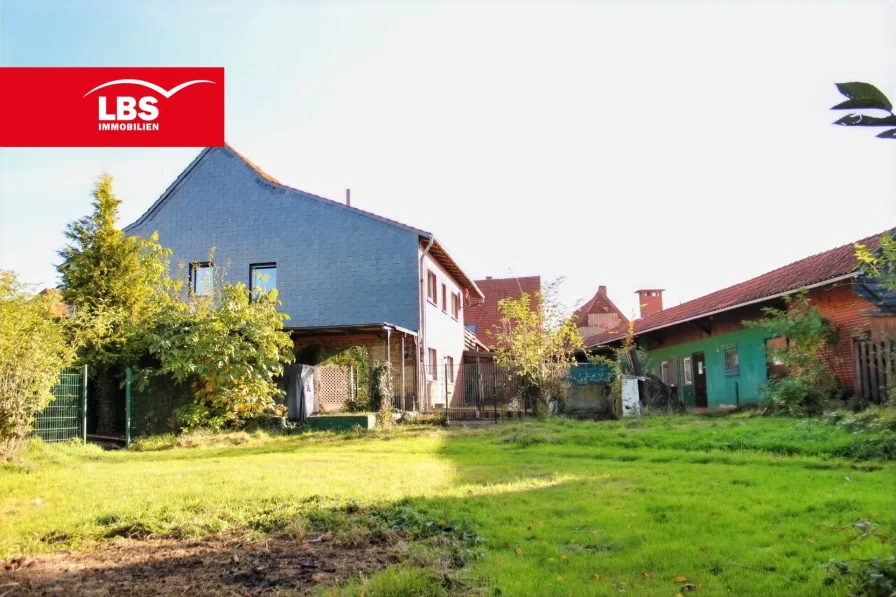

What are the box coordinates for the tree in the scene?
[744,290,841,415]
[0,271,75,458]
[57,173,170,431]
[143,281,295,430]
[492,279,583,417]
[855,233,896,294]
[831,82,896,139]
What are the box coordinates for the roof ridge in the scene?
[639,230,885,325]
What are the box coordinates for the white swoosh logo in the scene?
[82,79,215,99]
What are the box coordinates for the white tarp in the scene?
[621,376,641,418]
[300,365,317,419]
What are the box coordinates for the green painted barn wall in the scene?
[643,326,771,408]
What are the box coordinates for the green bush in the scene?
[369,362,395,429]
[825,556,896,597]
[0,272,75,459]
[144,282,295,430]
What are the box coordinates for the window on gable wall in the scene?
[250,263,277,299]
[442,283,447,312]
[451,292,460,320]
[427,271,437,303]
[724,345,739,375]
[190,262,215,296]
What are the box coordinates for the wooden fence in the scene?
[853,339,894,404]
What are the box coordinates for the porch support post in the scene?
[401,334,407,410]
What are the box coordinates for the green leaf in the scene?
[834,82,893,111]
[875,128,896,139]
[831,98,894,111]
[834,113,896,127]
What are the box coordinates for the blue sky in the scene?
[1,1,895,317]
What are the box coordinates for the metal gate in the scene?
[33,365,87,443]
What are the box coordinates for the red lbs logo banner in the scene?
[0,67,224,147]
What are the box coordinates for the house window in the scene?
[682,357,693,385]
[466,323,478,334]
[442,283,447,312]
[250,263,277,298]
[428,348,438,380]
[451,292,460,320]
[660,361,669,384]
[190,262,214,296]
[427,271,438,304]
[446,356,455,383]
[724,345,739,375]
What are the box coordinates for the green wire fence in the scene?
[33,365,87,443]
[127,369,192,445]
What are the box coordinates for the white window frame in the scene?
[660,361,669,384]
[427,271,438,304]
[446,356,455,383]
[428,348,438,380]
[682,357,693,385]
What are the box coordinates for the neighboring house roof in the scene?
[573,286,628,328]
[585,230,889,348]
[124,144,483,300]
[464,276,541,347]
[464,327,489,352]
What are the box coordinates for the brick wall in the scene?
[125,147,421,330]
[808,282,875,391]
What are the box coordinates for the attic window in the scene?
[250,263,277,298]
[190,262,214,296]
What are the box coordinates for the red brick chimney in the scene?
[598,285,607,296]
[636,289,664,318]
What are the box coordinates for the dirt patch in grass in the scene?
[1,534,396,596]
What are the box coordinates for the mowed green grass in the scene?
[1,415,894,596]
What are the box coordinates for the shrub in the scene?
[824,556,896,597]
[745,290,842,416]
[0,272,75,459]
[144,282,294,430]
[369,362,394,429]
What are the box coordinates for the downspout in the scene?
[419,234,435,408]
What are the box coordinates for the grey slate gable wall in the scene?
[125,147,421,330]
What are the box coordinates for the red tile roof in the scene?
[585,230,888,347]
[573,286,628,328]
[465,276,541,348]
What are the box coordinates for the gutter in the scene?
[419,234,435,405]
[589,272,859,347]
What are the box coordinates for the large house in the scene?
[463,275,541,349]
[573,285,628,339]
[125,144,483,409]
[586,231,896,408]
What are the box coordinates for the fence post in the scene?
[493,364,498,424]
[80,364,88,444]
[125,368,132,448]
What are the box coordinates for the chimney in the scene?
[636,289,664,318]
[486,276,493,280]
[598,285,607,296]
[345,189,351,207]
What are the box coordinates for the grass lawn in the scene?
[1,414,894,596]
